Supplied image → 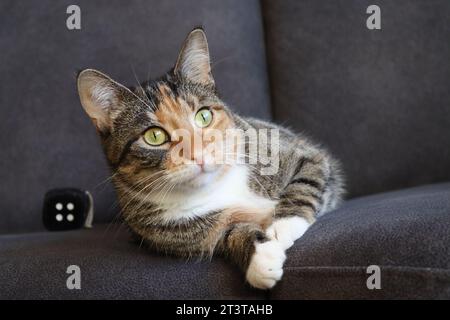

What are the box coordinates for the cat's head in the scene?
[77,28,239,195]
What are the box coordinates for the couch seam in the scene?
[282,265,450,273]
[257,0,277,120]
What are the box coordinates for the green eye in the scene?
[143,127,168,146]
[194,108,213,128]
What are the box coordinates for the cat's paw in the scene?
[266,216,310,250]
[246,240,286,290]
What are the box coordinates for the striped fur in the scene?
[77,28,344,289]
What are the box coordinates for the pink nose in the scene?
[192,152,204,165]
[191,153,205,171]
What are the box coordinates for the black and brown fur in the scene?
[77,28,344,283]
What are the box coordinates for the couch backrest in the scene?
[0,0,271,234]
[262,0,450,197]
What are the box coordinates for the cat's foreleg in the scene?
[217,222,286,290]
[267,153,332,250]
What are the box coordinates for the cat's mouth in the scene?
[171,163,226,189]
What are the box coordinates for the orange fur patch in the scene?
[153,85,235,170]
[224,207,274,230]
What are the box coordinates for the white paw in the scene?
[246,240,286,290]
[266,217,310,250]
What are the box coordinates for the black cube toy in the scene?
[43,188,94,231]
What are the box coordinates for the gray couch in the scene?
[1,0,449,299]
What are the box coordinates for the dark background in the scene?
[1,0,449,233]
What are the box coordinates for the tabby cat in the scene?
[77,28,344,289]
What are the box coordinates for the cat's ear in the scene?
[77,69,132,133]
[174,28,214,86]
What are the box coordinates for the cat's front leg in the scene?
[266,216,311,250]
[266,152,339,250]
[217,223,286,290]
[246,239,286,289]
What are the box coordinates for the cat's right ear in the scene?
[174,28,214,86]
[77,69,129,133]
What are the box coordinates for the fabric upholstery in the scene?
[0,224,265,299]
[1,183,449,299]
[262,0,450,198]
[272,183,450,299]
[0,0,271,233]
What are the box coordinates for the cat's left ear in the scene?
[174,28,214,86]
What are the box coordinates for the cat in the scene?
[77,28,344,289]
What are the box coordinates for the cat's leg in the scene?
[266,216,310,251]
[130,216,286,289]
[217,223,286,290]
[267,153,337,250]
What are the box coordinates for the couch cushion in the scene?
[0,0,271,234]
[272,183,450,299]
[262,0,450,197]
[1,183,449,299]
[0,224,264,299]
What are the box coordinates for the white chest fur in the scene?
[160,165,277,223]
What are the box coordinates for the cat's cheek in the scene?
[245,240,286,290]
[266,217,310,250]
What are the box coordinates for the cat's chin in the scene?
[184,170,220,189]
